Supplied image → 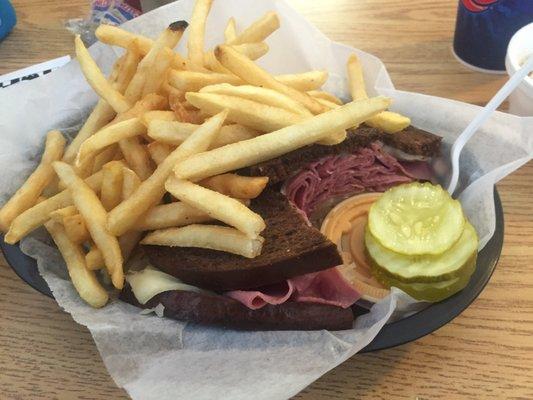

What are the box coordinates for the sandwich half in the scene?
[120,124,441,330]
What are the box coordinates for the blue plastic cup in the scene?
[0,0,16,41]
[453,0,533,73]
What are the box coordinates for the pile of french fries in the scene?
[0,0,407,308]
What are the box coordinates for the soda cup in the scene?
[453,0,533,73]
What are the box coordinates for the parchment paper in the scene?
[1,0,532,399]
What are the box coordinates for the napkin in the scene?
[1,0,532,399]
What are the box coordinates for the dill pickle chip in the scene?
[368,182,465,255]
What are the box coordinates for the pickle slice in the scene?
[369,252,477,302]
[368,182,465,255]
[365,221,478,283]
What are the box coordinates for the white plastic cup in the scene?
[505,23,533,116]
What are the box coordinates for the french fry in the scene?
[85,246,103,271]
[76,118,146,164]
[365,110,411,133]
[315,97,341,109]
[200,84,311,116]
[232,42,269,60]
[147,142,173,165]
[224,17,237,43]
[75,36,131,113]
[216,45,327,115]
[165,177,265,238]
[95,24,188,70]
[142,224,264,258]
[347,54,410,133]
[92,145,119,174]
[126,21,189,102]
[200,174,268,199]
[169,70,243,92]
[147,120,257,147]
[45,219,108,308]
[185,92,304,132]
[277,71,328,91]
[171,100,205,124]
[203,42,269,74]
[347,54,367,101]
[118,136,154,181]
[49,206,78,222]
[141,110,176,126]
[121,167,142,199]
[114,41,142,94]
[174,97,390,181]
[107,111,228,236]
[101,161,124,211]
[226,11,280,45]
[211,124,258,148]
[112,93,168,125]
[308,90,343,105]
[134,201,212,231]
[0,130,66,231]
[63,214,90,243]
[187,0,213,69]
[53,162,124,289]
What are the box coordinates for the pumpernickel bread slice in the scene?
[237,125,441,185]
[144,189,342,291]
[120,285,354,331]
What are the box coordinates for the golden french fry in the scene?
[107,111,228,236]
[101,161,124,211]
[186,92,304,132]
[146,142,173,165]
[232,42,269,60]
[147,120,257,147]
[215,45,327,115]
[121,167,141,199]
[200,174,268,199]
[308,90,343,105]
[53,162,123,289]
[119,136,154,181]
[0,130,66,232]
[187,0,213,69]
[315,97,341,110]
[317,129,348,145]
[200,84,311,116]
[36,196,48,204]
[171,100,205,124]
[277,71,328,91]
[174,97,390,181]
[76,118,146,164]
[142,224,264,258]
[168,70,243,92]
[211,124,258,148]
[95,24,188,70]
[224,17,237,43]
[227,11,279,45]
[204,42,269,74]
[92,145,119,174]
[346,54,410,133]
[75,35,131,113]
[165,177,265,238]
[125,21,189,102]
[114,41,142,94]
[49,206,78,222]
[63,102,116,163]
[45,219,108,308]
[141,111,176,126]
[147,120,197,144]
[4,166,113,244]
[63,214,90,243]
[112,94,168,125]
[365,111,411,133]
[347,54,367,101]
[134,201,212,231]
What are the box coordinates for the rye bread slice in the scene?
[120,285,354,331]
[237,125,441,185]
[144,189,342,291]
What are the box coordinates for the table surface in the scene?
[1,0,532,399]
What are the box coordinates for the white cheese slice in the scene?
[126,266,204,305]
